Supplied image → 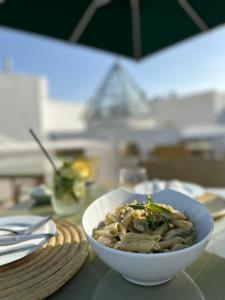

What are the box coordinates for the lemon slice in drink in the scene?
[72,160,91,179]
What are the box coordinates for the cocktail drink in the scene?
[52,161,86,216]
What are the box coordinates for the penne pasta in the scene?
[159,237,184,249]
[94,225,119,237]
[160,248,170,253]
[165,228,189,240]
[171,220,193,230]
[168,211,187,221]
[184,235,195,246]
[153,223,169,236]
[103,222,120,234]
[171,243,188,251]
[94,229,113,238]
[121,210,134,229]
[105,213,118,225]
[115,240,160,253]
[132,219,145,232]
[93,196,195,253]
[97,236,118,248]
[121,232,161,243]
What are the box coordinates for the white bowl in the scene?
[82,188,214,286]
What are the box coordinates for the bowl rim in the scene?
[82,188,214,257]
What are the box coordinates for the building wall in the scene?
[42,100,86,138]
[152,92,223,128]
[0,72,48,140]
[214,92,225,123]
[82,119,181,153]
[1,69,225,149]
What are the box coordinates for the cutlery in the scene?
[0,216,52,235]
[0,233,55,246]
[0,243,38,256]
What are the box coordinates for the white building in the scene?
[0,71,47,141]
[152,91,225,128]
[1,62,225,152]
[1,62,225,193]
[0,70,85,142]
[43,99,86,139]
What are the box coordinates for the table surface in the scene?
[1,187,225,300]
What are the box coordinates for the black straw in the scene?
[29,128,60,175]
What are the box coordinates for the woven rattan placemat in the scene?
[0,218,89,300]
[197,192,225,219]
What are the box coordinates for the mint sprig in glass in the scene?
[53,161,86,216]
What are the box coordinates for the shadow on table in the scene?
[47,254,109,300]
[187,251,225,300]
[91,269,204,300]
[49,251,225,300]
[49,252,225,300]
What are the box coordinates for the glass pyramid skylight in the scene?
[86,63,151,121]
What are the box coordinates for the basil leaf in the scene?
[129,204,145,210]
[148,203,171,214]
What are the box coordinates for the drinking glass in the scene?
[51,161,86,216]
[119,167,148,192]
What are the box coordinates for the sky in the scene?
[1,25,225,102]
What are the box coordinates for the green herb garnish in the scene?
[146,194,154,205]
[129,204,145,210]
[147,202,171,214]
[129,195,171,231]
[54,161,80,201]
[146,214,156,230]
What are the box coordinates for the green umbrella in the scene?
[0,0,224,59]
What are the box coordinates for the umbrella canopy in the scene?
[0,0,224,59]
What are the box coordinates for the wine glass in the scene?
[119,167,148,192]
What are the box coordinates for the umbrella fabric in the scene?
[0,0,224,59]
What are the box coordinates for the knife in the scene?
[0,233,55,246]
[0,215,52,235]
[0,243,40,256]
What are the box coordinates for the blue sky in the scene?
[0,25,225,102]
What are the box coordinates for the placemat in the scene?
[197,192,225,219]
[0,218,89,300]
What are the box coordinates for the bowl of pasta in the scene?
[82,188,213,286]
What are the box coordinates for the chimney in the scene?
[3,57,13,73]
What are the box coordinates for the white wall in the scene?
[0,72,48,140]
[83,119,181,153]
[152,91,224,128]
[214,92,225,123]
[43,100,86,136]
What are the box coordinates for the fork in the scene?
[0,216,52,236]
